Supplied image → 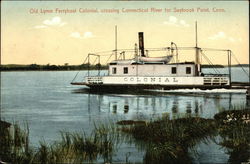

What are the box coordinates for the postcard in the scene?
[1,1,249,164]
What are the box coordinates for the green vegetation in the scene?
[117,109,250,164]
[214,110,250,164]
[0,122,119,164]
[231,64,249,67]
[119,117,217,164]
[1,108,250,163]
[0,64,108,71]
[1,63,248,71]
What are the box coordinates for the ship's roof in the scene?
[110,60,195,65]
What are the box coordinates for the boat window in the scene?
[171,67,177,74]
[186,67,191,74]
[124,67,128,74]
[112,67,117,74]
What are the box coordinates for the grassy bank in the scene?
[1,109,250,163]
[118,117,217,164]
[214,110,250,163]
[0,122,119,164]
[118,109,250,164]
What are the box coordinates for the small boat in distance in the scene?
[71,27,234,91]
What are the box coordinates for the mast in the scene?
[115,25,117,60]
[195,21,200,76]
[228,50,232,86]
[195,21,198,48]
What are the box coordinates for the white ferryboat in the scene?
[71,30,232,91]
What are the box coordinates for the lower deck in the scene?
[71,75,232,91]
[85,75,229,86]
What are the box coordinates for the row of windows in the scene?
[172,67,191,74]
[112,67,128,74]
[112,67,192,74]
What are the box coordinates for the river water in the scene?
[1,67,249,163]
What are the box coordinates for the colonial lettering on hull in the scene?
[123,77,179,84]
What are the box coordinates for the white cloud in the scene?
[83,32,94,38]
[169,16,177,24]
[34,16,66,29]
[179,20,190,27]
[208,32,241,42]
[43,17,66,27]
[208,31,226,40]
[70,31,95,39]
[163,16,190,27]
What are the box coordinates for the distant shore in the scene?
[0,64,108,71]
[0,64,248,71]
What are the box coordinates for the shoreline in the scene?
[0,64,248,72]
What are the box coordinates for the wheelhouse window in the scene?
[123,67,128,74]
[186,67,191,74]
[112,67,117,74]
[171,67,177,74]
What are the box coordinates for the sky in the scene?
[1,1,249,65]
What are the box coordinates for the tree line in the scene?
[0,63,108,71]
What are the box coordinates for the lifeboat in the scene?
[138,55,173,63]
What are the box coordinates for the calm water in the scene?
[1,67,249,163]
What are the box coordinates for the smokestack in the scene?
[138,32,145,57]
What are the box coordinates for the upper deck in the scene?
[108,60,197,77]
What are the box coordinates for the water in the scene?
[1,67,249,163]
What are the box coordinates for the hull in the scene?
[71,75,230,92]
[85,76,230,86]
[85,83,231,92]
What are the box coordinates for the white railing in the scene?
[203,77,229,85]
[86,76,103,84]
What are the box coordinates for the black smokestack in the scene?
[138,32,145,57]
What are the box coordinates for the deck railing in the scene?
[203,77,229,85]
[86,76,103,84]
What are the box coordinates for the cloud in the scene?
[34,16,66,29]
[208,31,226,40]
[179,20,190,27]
[70,32,95,39]
[43,17,66,27]
[163,16,190,27]
[83,32,94,38]
[208,32,241,42]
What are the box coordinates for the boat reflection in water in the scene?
[74,88,246,122]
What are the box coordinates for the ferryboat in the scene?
[71,28,232,91]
